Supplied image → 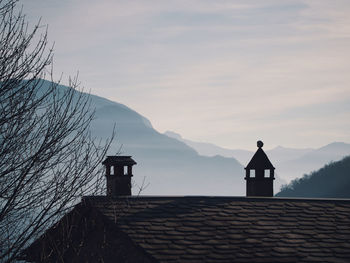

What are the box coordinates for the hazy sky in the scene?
[22,0,350,150]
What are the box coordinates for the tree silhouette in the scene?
[0,1,113,262]
[277,156,350,198]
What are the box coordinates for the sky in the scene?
[21,0,350,150]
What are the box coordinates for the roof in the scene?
[102,156,137,166]
[67,196,350,262]
[24,196,350,263]
[245,148,274,170]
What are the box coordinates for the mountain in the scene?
[276,142,350,182]
[266,146,313,165]
[37,80,262,196]
[91,100,248,195]
[276,156,350,198]
[164,131,350,185]
[164,131,315,166]
[164,131,253,164]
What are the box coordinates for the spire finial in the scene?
[257,140,264,148]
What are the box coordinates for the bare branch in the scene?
[0,1,113,262]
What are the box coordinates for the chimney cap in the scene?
[102,156,137,166]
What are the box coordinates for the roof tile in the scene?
[81,196,350,263]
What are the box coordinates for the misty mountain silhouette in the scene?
[164,131,253,164]
[276,142,350,182]
[37,79,265,196]
[90,99,247,195]
[165,131,350,185]
[276,155,350,198]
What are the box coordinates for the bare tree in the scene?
[0,1,113,262]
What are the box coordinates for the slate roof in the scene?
[79,196,350,263]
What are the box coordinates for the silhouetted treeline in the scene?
[276,155,350,198]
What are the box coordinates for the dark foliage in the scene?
[276,155,350,198]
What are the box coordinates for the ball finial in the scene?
[257,140,264,148]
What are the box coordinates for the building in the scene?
[23,142,350,263]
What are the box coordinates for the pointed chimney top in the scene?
[245,142,274,170]
[244,141,275,197]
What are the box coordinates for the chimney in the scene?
[102,156,137,196]
[245,141,275,197]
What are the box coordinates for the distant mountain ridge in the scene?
[90,96,251,195]
[276,142,350,182]
[276,156,350,198]
[164,131,350,185]
[40,79,268,196]
[164,131,253,164]
[37,80,349,196]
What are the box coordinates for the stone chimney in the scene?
[245,141,275,197]
[102,156,137,196]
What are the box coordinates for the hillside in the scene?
[276,142,350,182]
[38,79,263,196]
[164,131,253,164]
[276,156,350,198]
[164,131,350,185]
[91,97,246,195]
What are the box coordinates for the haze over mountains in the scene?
[40,80,350,196]
[164,131,350,184]
[90,93,248,196]
[39,80,250,196]
[164,131,254,165]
